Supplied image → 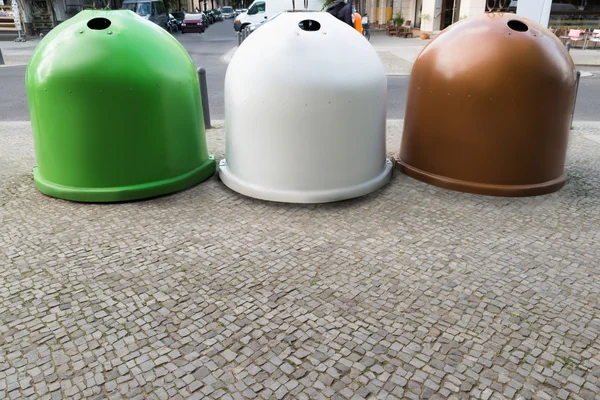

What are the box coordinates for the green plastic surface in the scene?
[26,10,215,202]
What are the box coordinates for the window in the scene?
[123,2,137,11]
[247,1,265,15]
[137,3,151,15]
[549,0,600,30]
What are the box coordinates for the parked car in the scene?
[213,10,224,21]
[181,12,205,33]
[167,13,178,32]
[200,12,210,27]
[234,0,322,31]
[234,9,242,16]
[171,11,185,29]
[122,0,169,28]
[221,6,235,18]
[206,10,216,23]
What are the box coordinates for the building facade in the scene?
[14,0,220,35]
[365,0,484,30]
[365,0,600,32]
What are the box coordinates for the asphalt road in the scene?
[1,20,600,121]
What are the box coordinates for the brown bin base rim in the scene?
[393,158,566,197]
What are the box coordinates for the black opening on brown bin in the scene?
[298,20,321,31]
[88,17,112,30]
[507,20,528,32]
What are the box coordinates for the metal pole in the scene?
[197,67,211,129]
[238,31,241,45]
[0,49,4,66]
[571,69,581,128]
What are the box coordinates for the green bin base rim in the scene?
[33,156,216,203]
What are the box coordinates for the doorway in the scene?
[441,0,460,29]
[414,0,422,28]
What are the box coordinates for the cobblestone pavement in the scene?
[1,121,600,400]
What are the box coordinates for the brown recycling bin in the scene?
[396,13,577,197]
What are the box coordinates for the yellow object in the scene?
[386,7,392,21]
[354,13,362,33]
[375,7,379,23]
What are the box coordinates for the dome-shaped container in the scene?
[26,10,215,202]
[396,13,577,197]
[219,12,392,203]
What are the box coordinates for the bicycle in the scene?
[486,0,510,12]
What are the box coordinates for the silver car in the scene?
[221,6,235,18]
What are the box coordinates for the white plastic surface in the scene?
[221,12,392,203]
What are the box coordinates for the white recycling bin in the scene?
[219,11,392,203]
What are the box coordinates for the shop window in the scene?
[549,0,600,30]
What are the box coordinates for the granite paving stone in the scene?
[1,121,600,398]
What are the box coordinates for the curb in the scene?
[4,119,600,127]
[0,63,27,68]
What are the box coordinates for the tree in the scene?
[322,0,336,9]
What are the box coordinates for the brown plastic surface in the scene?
[396,13,577,197]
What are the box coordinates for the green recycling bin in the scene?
[26,10,215,202]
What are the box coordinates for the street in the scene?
[0,19,238,122]
[2,19,600,121]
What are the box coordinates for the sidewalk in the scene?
[0,38,39,66]
[370,32,426,75]
[369,30,600,75]
[3,32,600,70]
[1,118,600,399]
[223,30,599,76]
[570,47,600,66]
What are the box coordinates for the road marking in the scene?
[221,47,237,64]
[0,63,27,68]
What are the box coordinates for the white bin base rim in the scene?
[218,159,393,204]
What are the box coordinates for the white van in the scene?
[234,0,324,31]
